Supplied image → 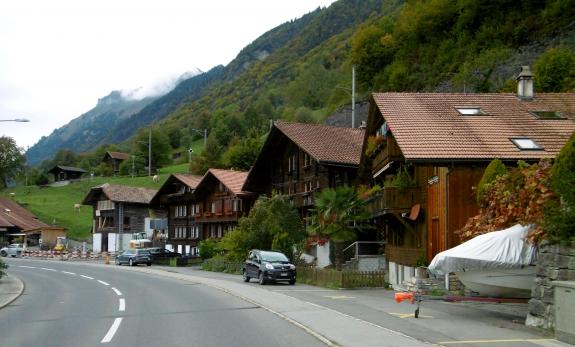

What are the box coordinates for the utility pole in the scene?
[352,65,356,128]
[148,127,152,176]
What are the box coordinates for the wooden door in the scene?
[426,170,447,263]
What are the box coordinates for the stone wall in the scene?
[526,241,575,329]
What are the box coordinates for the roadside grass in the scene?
[0,162,195,241]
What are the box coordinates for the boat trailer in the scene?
[394,291,528,318]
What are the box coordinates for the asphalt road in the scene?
[0,259,325,347]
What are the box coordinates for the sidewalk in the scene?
[144,265,568,347]
[0,273,24,309]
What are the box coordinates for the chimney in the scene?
[517,66,534,100]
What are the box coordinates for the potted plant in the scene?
[415,256,429,279]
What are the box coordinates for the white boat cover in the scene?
[428,224,537,275]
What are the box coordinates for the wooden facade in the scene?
[244,122,363,222]
[151,170,254,256]
[103,151,130,173]
[359,101,487,267]
[150,174,200,255]
[48,165,87,182]
[82,184,160,253]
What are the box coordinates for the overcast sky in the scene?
[0,0,337,151]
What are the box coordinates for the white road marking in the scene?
[112,287,122,296]
[18,265,36,269]
[98,280,110,286]
[100,317,122,343]
[40,267,57,272]
[61,271,76,275]
[81,275,94,280]
[119,298,125,312]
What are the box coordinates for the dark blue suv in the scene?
[242,250,296,285]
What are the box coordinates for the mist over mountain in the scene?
[26,69,202,165]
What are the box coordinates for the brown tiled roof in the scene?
[275,121,365,165]
[206,169,249,195]
[106,151,130,160]
[48,165,88,174]
[173,174,202,189]
[372,93,575,161]
[0,198,50,230]
[83,183,157,205]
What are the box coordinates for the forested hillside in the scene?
[26,0,575,179]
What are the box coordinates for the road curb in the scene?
[0,273,25,310]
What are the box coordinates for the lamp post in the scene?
[0,118,30,122]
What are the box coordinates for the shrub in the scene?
[476,158,507,206]
[534,46,575,92]
[543,132,575,241]
[198,239,220,260]
[201,255,243,274]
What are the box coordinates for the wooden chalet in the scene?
[48,165,87,182]
[193,169,255,244]
[0,198,66,248]
[359,70,575,287]
[103,151,130,173]
[82,183,161,253]
[244,121,364,215]
[244,121,365,267]
[149,173,202,256]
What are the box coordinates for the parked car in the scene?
[242,250,296,285]
[0,244,24,257]
[115,249,152,266]
[144,247,182,261]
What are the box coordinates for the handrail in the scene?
[343,241,386,263]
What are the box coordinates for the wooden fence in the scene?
[297,267,387,289]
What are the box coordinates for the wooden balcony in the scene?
[371,136,404,175]
[366,187,421,217]
[386,245,426,267]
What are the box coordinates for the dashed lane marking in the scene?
[112,287,122,296]
[81,275,94,280]
[61,271,76,275]
[119,298,125,312]
[100,317,122,343]
[324,295,355,300]
[18,265,36,269]
[40,267,57,272]
[98,280,110,286]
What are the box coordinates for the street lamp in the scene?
[0,118,30,122]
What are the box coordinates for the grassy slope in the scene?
[1,143,202,241]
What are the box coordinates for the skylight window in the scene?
[510,138,543,150]
[529,111,565,120]
[456,107,486,116]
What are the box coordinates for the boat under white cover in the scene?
[428,224,537,298]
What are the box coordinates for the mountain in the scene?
[26,70,203,165]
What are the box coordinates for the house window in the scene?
[376,122,389,137]
[456,107,486,116]
[217,225,223,238]
[304,153,311,167]
[175,227,187,239]
[232,199,242,212]
[101,216,114,228]
[191,204,200,215]
[305,181,312,192]
[219,182,228,193]
[510,138,543,150]
[288,154,297,173]
[123,217,131,230]
[211,202,216,213]
[191,247,199,257]
[175,205,187,217]
[530,110,565,119]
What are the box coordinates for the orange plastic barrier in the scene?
[394,292,415,304]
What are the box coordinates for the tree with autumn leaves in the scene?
[458,132,575,244]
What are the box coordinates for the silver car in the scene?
[0,243,24,257]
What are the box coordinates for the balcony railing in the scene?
[366,187,421,217]
[371,137,403,175]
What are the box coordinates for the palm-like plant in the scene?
[308,185,377,270]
